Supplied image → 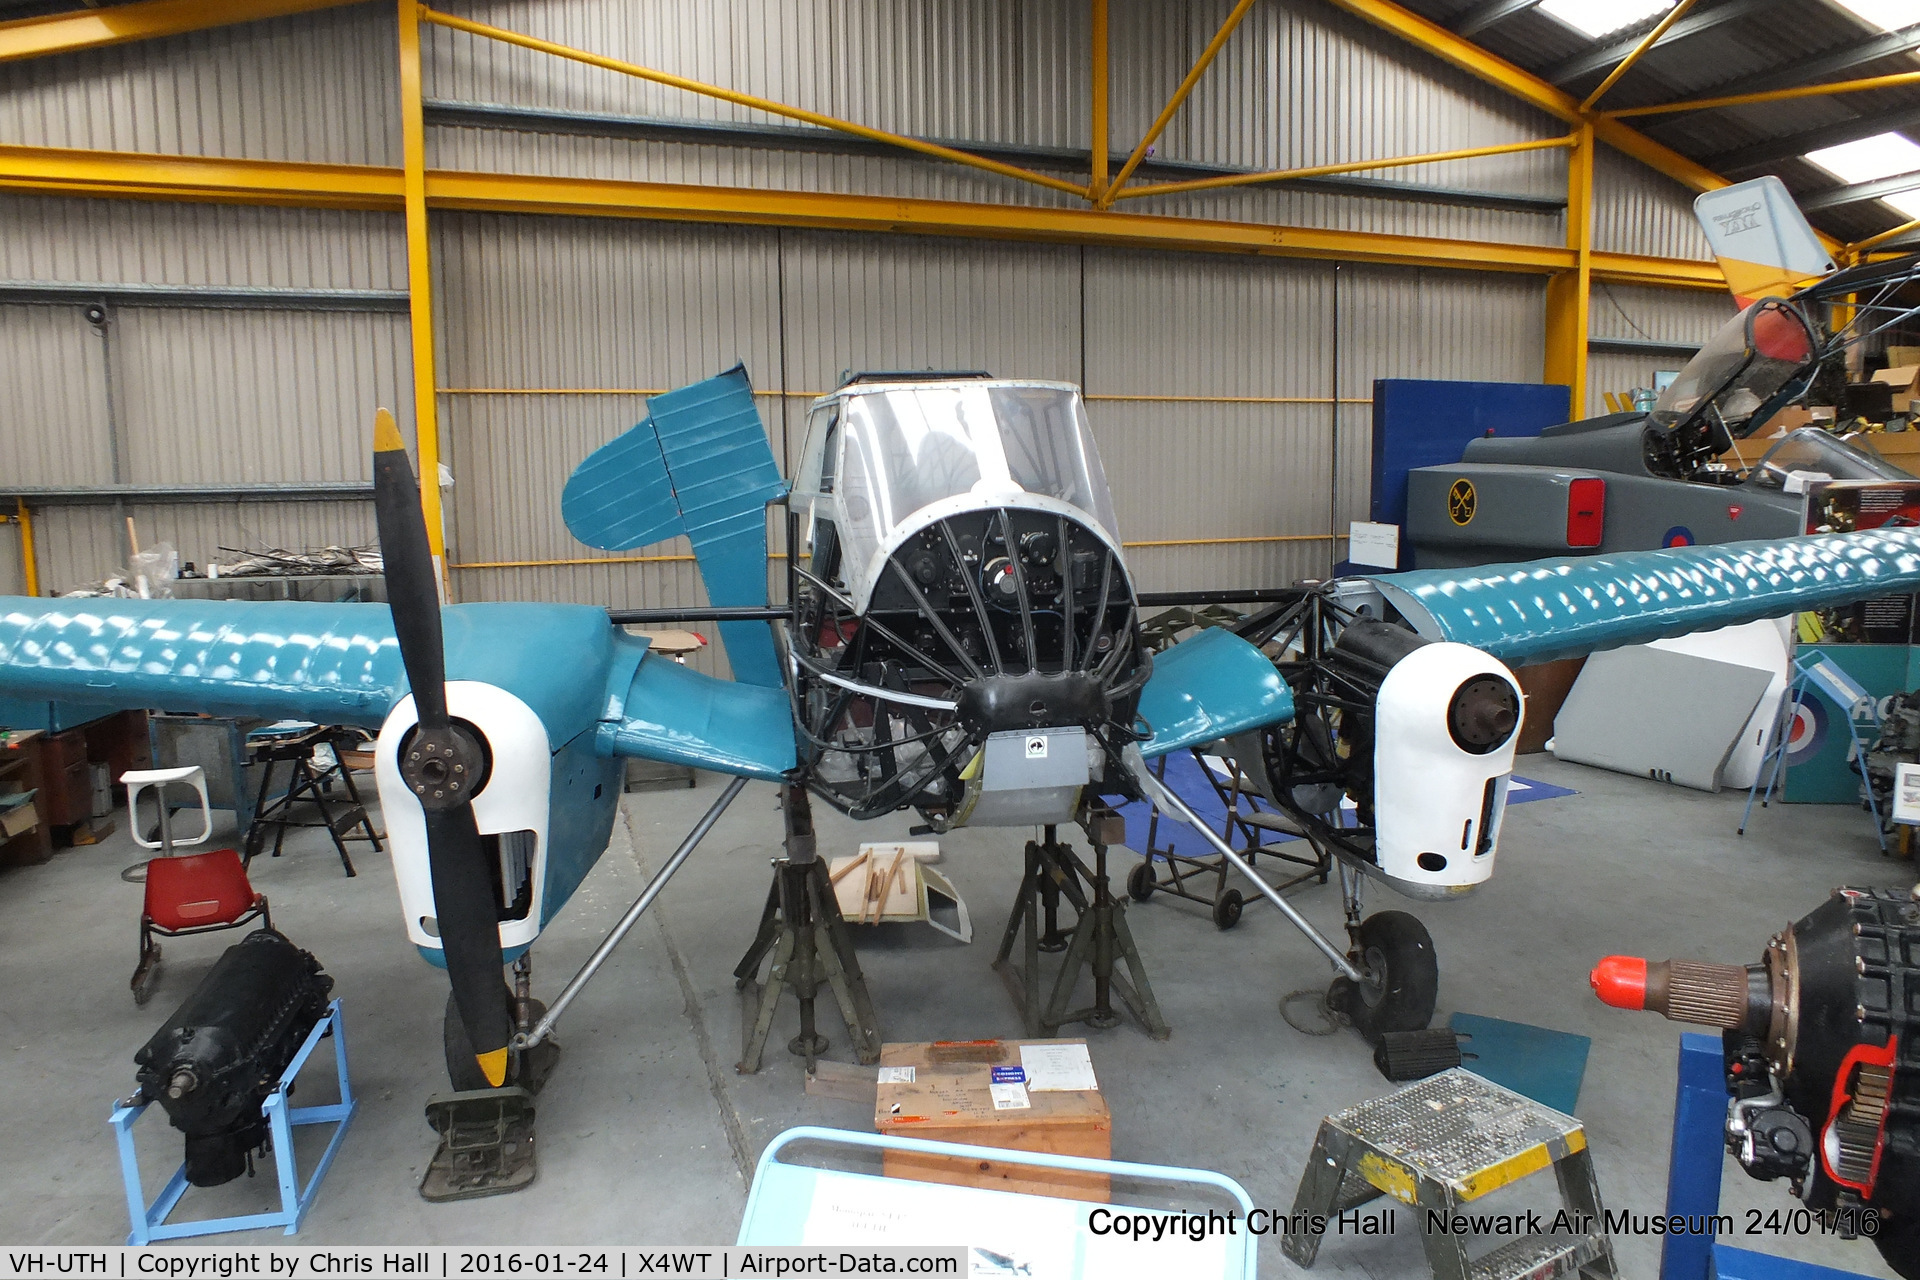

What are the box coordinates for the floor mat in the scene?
[1448,1012,1591,1116]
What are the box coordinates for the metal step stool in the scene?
[1284,1068,1617,1280]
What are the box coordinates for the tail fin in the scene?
[561,365,787,687]
[1693,177,1834,306]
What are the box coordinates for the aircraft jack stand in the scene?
[419,1087,537,1202]
[992,809,1171,1040]
[735,784,882,1073]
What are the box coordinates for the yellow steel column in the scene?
[1545,123,1593,416]
[398,0,447,586]
[1090,0,1109,202]
[16,505,37,598]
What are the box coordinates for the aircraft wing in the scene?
[0,594,805,781]
[596,648,797,781]
[0,597,405,729]
[1136,626,1295,758]
[1367,527,1920,669]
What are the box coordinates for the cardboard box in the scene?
[1,797,40,840]
[1861,431,1920,471]
[1872,365,1920,413]
[875,1039,1111,1202]
[1888,346,1920,369]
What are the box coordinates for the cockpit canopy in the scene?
[1650,298,1817,444]
[791,379,1120,611]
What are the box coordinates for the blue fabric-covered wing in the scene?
[1367,527,1920,668]
[562,365,786,689]
[0,598,405,728]
[596,650,796,780]
[1137,626,1294,758]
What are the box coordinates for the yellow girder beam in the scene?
[420,7,1089,200]
[398,0,446,578]
[0,143,1724,288]
[1111,134,1576,202]
[1319,0,1728,198]
[0,144,402,208]
[1101,0,1258,207]
[1579,0,1698,113]
[1608,67,1920,119]
[0,0,365,63]
[1587,251,1720,290]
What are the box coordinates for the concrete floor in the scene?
[0,753,1908,1277]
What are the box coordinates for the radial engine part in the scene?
[1591,887,1920,1277]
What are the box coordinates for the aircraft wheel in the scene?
[1126,860,1157,903]
[1212,889,1243,930]
[444,986,519,1091]
[1325,911,1438,1046]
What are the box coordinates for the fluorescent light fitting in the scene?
[1537,0,1676,39]
[1807,132,1920,182]
[1807,132,1920,220]
[1827,0,1913,34]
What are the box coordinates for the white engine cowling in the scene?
[1370,642,1523,901]
[375,681,553,957]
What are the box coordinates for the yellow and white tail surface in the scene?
[1694,177,1834,306]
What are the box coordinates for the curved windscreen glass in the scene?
[1746,427,1914,490]
[1649,299,1816,438]
[833,383,1117,596]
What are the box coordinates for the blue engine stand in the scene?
[1663,1032,1876,1280]
[110,997,357,1243]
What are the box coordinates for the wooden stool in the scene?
[1284,1068,1617,1280]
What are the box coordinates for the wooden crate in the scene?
[875,1038,1110,1202]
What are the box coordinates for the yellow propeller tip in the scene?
[477,1048,509,1088]
[374,408,405,455]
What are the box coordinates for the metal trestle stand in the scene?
[736,784,882,1072]
[993,808,1171,1040]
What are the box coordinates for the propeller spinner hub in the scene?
[401,722,487,811]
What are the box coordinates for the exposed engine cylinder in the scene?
[1591,888,1920,1278]
[134,929,334,1187]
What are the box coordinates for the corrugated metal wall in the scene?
[1585,282,1735,417]
[0,0,1724,634]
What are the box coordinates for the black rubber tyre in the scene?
[443,986,517,1091]
[1325,911,1438,1046]
[1212,889,1243,930]
[1126,860,1157,903]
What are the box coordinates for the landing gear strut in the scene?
[1325,866,1439,1044]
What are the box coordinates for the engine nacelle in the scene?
[376,681,553,961]
[1369,640,1523,901]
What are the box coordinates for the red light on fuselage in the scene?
[1567,477,1605,547]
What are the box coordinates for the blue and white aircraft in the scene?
[3,364,1919,1095]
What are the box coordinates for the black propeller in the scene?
[372,408,513,1088]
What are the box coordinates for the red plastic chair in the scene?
[133,849,270,1004]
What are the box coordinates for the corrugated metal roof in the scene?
[1400,0,1920,247]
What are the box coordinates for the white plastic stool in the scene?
[122,766,212,853]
